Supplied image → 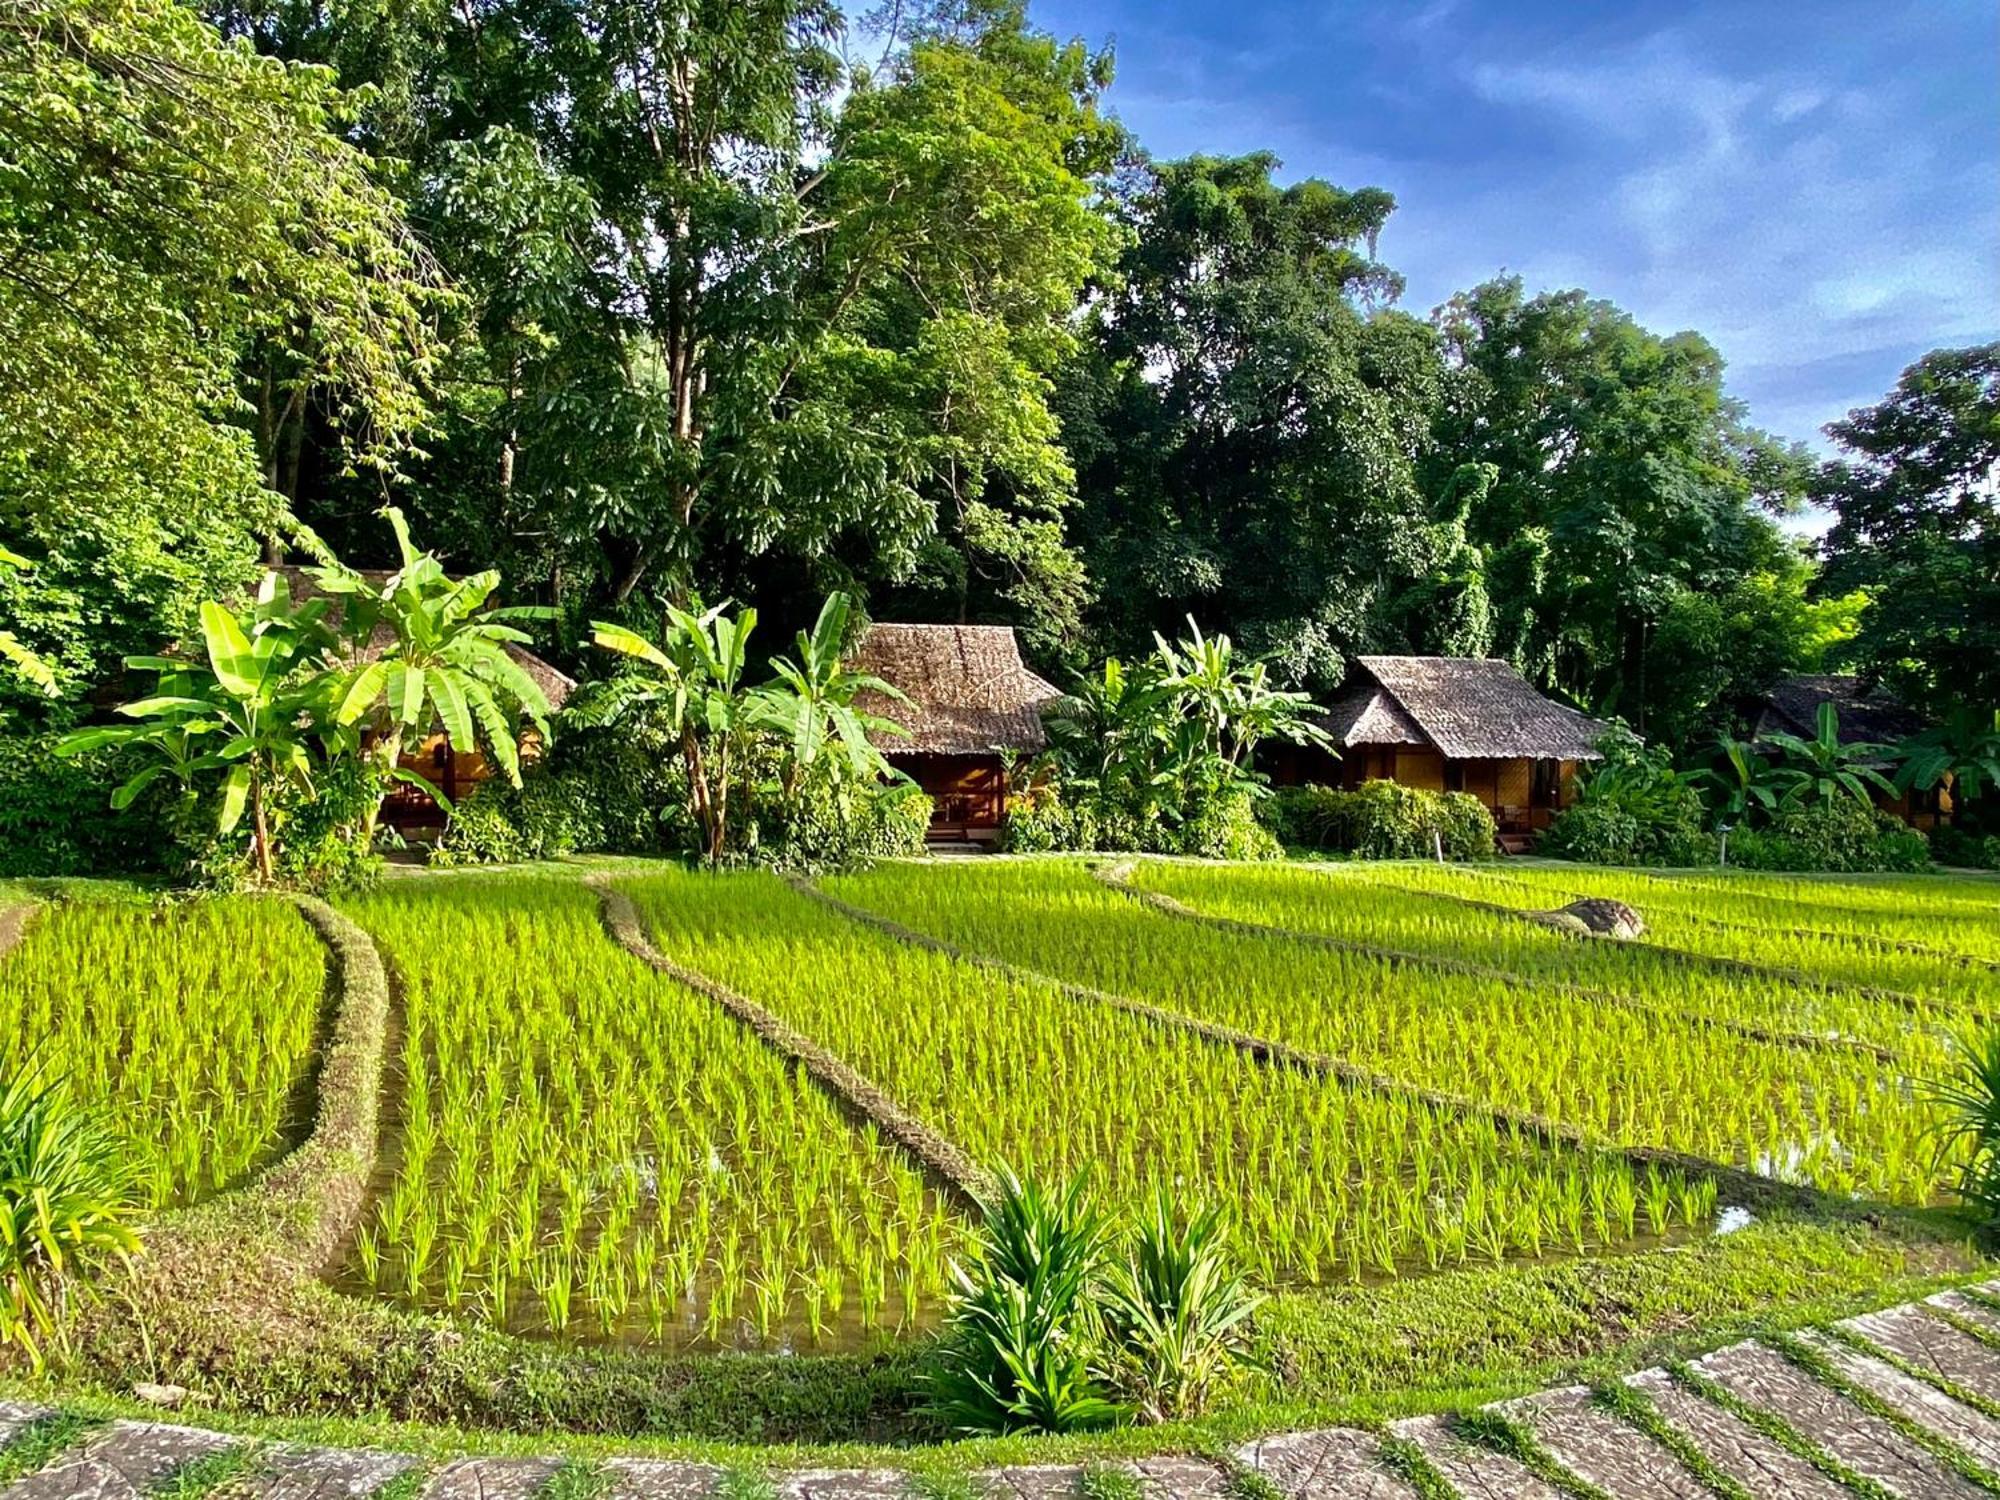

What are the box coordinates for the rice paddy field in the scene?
[2,854,1996,1388]
[0,894,326,1207]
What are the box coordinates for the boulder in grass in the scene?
[1533,898,1644,939]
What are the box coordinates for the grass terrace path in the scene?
[12,1280,2000,1498]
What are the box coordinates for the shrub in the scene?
[0,1060,144,1368]
[1727,800,1930,874]
[1000,781,1090,854]
[924,1168,1121,1436]
[0,733,185,878]
[1258,781,1495,861]
[1171,788,1280,861]
[1932,825,2000,871]
[432,722,694,866]
[1544,733,1710,866]
[1096,1191,1263,1423]
[1927,1029,2000,1228]
[749,774,932,870]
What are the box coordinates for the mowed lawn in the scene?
[2,858,1993,1413]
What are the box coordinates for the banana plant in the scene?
[1763,702,1896,810]
[1693,734,1782,824]
[0,544,55,696]
[1894,707,2000,814]
[314,507,555,838]
[591,601,760,861]
[754,592,909,796]
[56,575,337,881]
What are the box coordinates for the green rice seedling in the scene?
[625,869,1655,1297]
[339,876,960,1351]
[1134,860,1966,1053]
[0,897,323,1206]
[828,862,1959,1204]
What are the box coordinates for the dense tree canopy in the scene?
[0,0,443,724]
[0,0,1979,757]
[1816,343,2000,717]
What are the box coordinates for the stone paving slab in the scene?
[1387,1415,1560,1499]
[423,1459,560,1500]
[1234,1429,1416,1498]
[1489,1385,1705,1499]
[2,1420,237,1500]
[1797,1328,2000,1471]
[245,1446,420,1500]
[778,1468,909,1500]
[1121,1460,1229,1499]
[0,1404,53,1450]
[1843,1302,2000,1405]
[975,1464,1086,1500]
[1930,1289,2000,1339]
[1695,1339,1987,1500]
[604,1459,719,1500]
[1622,1368,1848,1499]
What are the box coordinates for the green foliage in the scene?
[926,1167,1122,1436]
[1926,1029,2000,1227]
[1034,621,1324,855]
[0,733,190,878]
[1761,702,1896,810]
[1932,827,2000,871]
[1096,1190,1263,1423]
[0,1059,144,1369]
[1726,800,1930,875]
[314,507,556,836]
[1545,733,1711,866]
[1429,276,1812,724]
[0,544,53,697]
[1059,152,1437,683]
[56,576,343,882]
[1258,782,1495,861]
[1646,565,1868,753]
[749,771,933,871]
[0,0,442,723]
[1817,343,2000,719]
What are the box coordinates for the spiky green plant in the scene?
[0,1060,144,1368]
[924,1167,1122,1436]
[1096,1190,1263,1422]
[1926,1027,2000,1224]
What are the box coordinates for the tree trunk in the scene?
[251,776,274,884]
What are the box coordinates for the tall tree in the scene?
[0,0,443,724]
[213,0,1120,654]
[1428,276,1812,727]
[1816,343,2000,716]
[1058,152,1442,688]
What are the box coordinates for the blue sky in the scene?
[1034,0,1998,456]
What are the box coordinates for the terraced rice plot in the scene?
[623,869,1691,1289]
[1369,862,2000,1010]
[825,861,1955,1203]
[0,895,326,1206]
[338,876,960,1351]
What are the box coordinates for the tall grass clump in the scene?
[0,898,324,1205]
[1927,1027,2000,1225]
[0,1059,144,1367]
[926,1171,1264,1435]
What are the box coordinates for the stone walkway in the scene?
[11,1284,2000,1499]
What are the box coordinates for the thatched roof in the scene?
[1326,656,1608,760]
[850,623,1061,756]
[276,566,575,710]
[1755,674,1924,749]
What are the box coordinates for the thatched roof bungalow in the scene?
[1276,655,1609,839]
[851,623,1061,840]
